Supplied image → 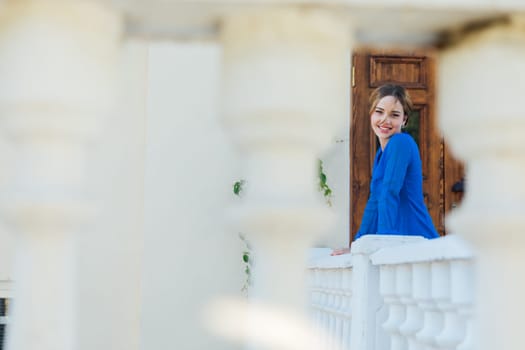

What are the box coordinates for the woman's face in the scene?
[370,95,406,146]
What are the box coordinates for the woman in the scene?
[332,84,438,255]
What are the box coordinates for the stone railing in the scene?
[308,248,353,350]
[308,235,475,350]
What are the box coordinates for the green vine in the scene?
[318,159,333,206]
[233,180,251,292]
[238,233,252,293]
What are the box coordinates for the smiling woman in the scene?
[334,84,438,255]
[355,84,439,240]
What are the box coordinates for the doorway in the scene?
[350,49,464,242]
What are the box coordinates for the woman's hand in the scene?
[330,247,350,256]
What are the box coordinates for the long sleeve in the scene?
[354,133,438,241]
[354,193,377,240]
[377,136,412,234]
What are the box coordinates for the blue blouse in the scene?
[355,133,439,240]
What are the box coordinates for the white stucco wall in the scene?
[140,41,244,350]
[78,39,148,350]
[0,137,14,291]
[317,129,351,250]
[315,49,352,250]
[0,223,13,285]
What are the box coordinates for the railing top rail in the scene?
[370,234,475,266]
[308,248,353,269]
[351,234,425,255]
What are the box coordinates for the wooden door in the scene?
[350,49,464,242]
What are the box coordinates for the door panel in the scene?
[350,49,464,241]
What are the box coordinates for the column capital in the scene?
[0,0,122,121]
[220,7,352,153]
[0,0,122,228]
[439,16,525,160]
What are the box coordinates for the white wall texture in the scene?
[314,47,351,250]
[0,124,14,289]
[0,223,13,284]
[139,41,245,350]
[78,39,148,350]
[317,118,351,250]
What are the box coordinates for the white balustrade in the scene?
[308,251,353,350]
[309,234,475,350]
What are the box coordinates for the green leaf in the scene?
[243,253,250,263]
[324,188,332,197]
[233,182,241,195]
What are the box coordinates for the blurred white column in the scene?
[0,1,121,350]
[439,15,525,350]
[219,7,351,349]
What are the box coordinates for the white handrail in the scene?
[308,235,475,350]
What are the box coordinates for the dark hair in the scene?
[368,84,413,122]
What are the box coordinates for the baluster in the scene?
[381,264,406,350]
[453,260,474,350]
[435,261,464,350]
[416,262,444,350]
[319,269,326,329]
[310,269,319,325]
[333,269,344,350]
[326,269,335,349]
[394,264,411,350]
[319,269,328,346]
[325,269,333,348]
[332,269,340,350]
[315,268,327,347]
[399,264,423,350]
[316,269,323,325]
[380,264,396,338]
[403,263,426,350]
[341,268,352,350]
[320,269,329,347]
[413,262,432,349]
